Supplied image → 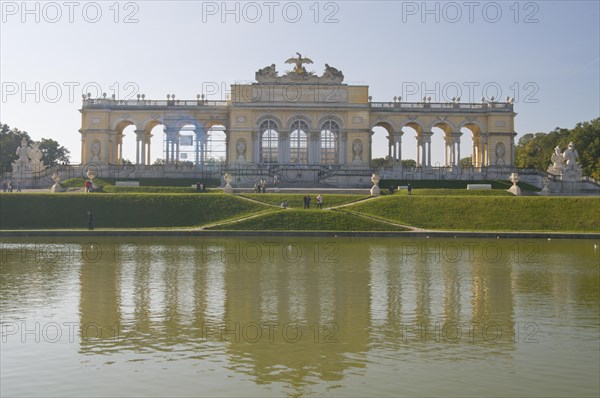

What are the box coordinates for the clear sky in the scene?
[1,0,599,164]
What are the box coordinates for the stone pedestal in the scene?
[223,173,234,194]
[508,172,521,196]
[539,177,551,196]
[50,173,66,192]
[370,173,381,196]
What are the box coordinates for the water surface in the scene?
[1,237,598,397]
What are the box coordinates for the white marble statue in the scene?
[563,142,579,167]
[548,146,564,174]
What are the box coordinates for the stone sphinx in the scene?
[323,64,344,81]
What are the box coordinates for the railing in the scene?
[82,98,229,108]
[370,101,513,111]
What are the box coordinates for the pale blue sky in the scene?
[1,0,599,163]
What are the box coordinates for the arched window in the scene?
[290,120,309,163]
[320,120,339,164]
[259,120,278,163]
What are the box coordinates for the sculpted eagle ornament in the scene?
[285,52,313,74]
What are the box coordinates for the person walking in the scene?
[316,194,323,209]
[407,183,412,195]
[87,210,94,230]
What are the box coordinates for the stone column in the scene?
[421,132,432,167]
[472,137,480,167]
[163,126,179,163]
[395,133,403,164]
[481,136,488,166]
[456,133,462,166]
[253,131,260,163]
[195,127,206,166]
[280,131,289,164]
[146,136,151,165]
[135,129,145,165]
[316,131,322,164]
[444,136,451,166]
[427,138,432,167]
[339,132,347,164]
[416,136,422,167]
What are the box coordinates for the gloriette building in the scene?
[79,54,517,185]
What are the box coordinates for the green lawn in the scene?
[207,208,408,231]
[347,196,600,232]
[0,193,268,229]
[239,193,369,208]
[2,192,598,232]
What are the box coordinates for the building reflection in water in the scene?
[70,237,600,392]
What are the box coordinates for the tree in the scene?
[0,123,31,171]
[515,118,600,179]
[38,138,70,166]
[459,157,473,168]
[371,157,387,168]
[401,159,416,169]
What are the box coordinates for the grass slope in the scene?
[348,196,600,232]
[0,193,268,229]
[208,209,408,231]
[239,194,368,208]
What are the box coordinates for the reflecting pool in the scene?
[1,237,599,397]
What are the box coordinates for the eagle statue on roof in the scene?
[285,52,313,74]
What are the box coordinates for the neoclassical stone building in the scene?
[79,54,517,185]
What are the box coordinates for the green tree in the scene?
[459,157,473,168]
[401,159,416,169]
[371,157,387,168]
[0,123,31,172]
[38,138,70,166]
[515,118,600,179]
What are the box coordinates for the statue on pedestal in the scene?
[547,146,564,175]
[13,138,31,173]
[29,142,44,172]
[562,142,582,182]
[548,142,581,182]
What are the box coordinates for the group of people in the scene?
[254,178,268,193]
[84,179,95,193]
[303,194,323,209]
[1,180,20,192]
